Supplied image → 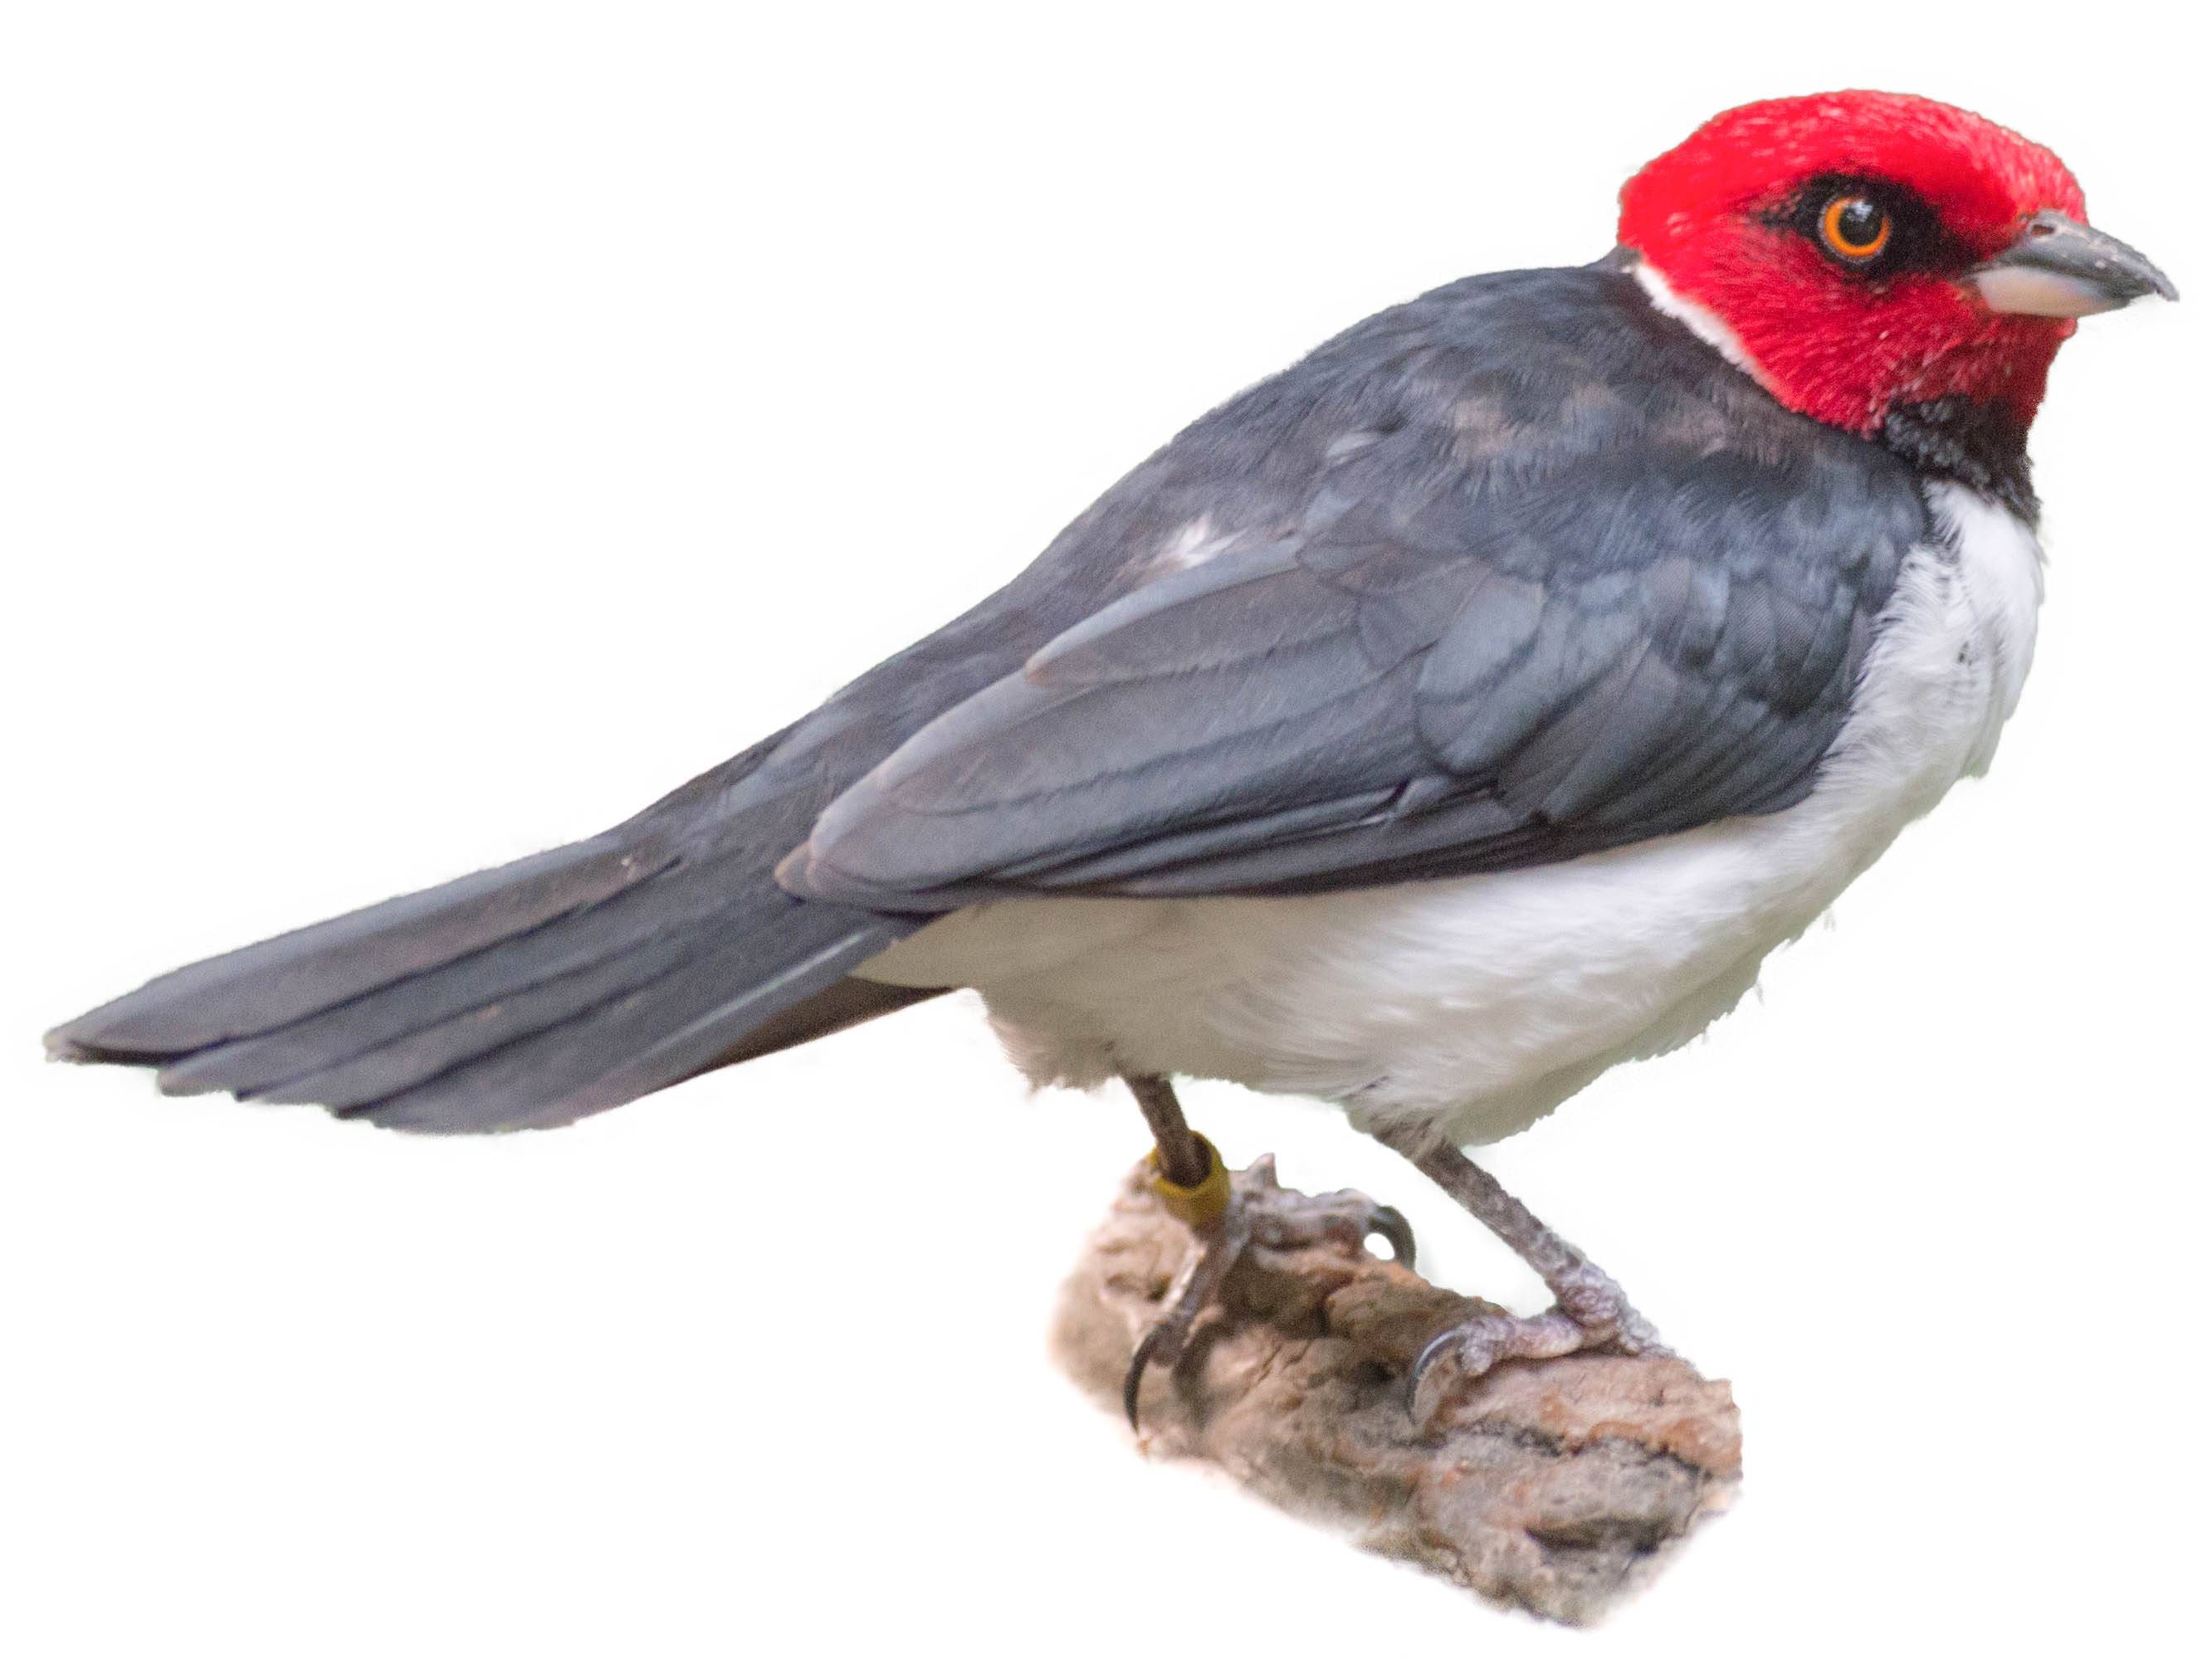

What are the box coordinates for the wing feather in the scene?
[783,270,1926,910]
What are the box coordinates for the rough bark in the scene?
[1052,1158,1741,1625]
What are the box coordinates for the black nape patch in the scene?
[1882,396,2037,521]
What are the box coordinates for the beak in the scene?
[1969,210,2178,318]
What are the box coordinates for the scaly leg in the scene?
[1368,1120,1668,1427]
[1121,1075,1414,1428]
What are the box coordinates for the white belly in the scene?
[857,484,2044,1145]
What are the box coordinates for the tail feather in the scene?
[163,902,728,1106]
[340,913,911,1133]
[48,835,674,1061]
[46,575,1090,1133]
[48,809,931,1133]
[153,854,771,1100]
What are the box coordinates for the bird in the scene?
[48,90,2175,1427]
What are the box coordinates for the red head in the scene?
[1619,91,2173,437]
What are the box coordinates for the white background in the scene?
[5,5,2207,1654]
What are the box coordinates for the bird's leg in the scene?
[1126,1071,1212,1191]
[1120,1075,1414,1428]
[1368,1121,1668,1429]
[1120,1074,1245,1427]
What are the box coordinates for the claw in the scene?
[1404,1266,1674,1430]
[1407,1307,1590,1430]
[1408,1327,1463,1432]
[1121,1154,1419,1432]
[1409,1321,1463,1397]
[1122,1203,1252,1431]
[1368,1203,1416,1267]
[1123,1322,1173,1428]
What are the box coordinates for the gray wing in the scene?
[47,261,1924,1136]
[781,376,1924,908]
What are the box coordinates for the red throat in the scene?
[1617,92,2086,436]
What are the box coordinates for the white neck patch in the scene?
[1631,259,1773,392]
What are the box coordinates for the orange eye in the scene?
[1819,194,1892,261]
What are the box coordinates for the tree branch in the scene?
[1052,1158,1741,1625]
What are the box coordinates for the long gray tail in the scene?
[46,804,931,1134]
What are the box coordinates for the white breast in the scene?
[857,482,2044,1145]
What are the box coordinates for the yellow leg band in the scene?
[1146,1133,1230,1229]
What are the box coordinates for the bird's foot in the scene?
[1123,1149,1414,1428]
[1408,1264,1670,1430]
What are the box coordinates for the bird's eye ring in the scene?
[1819,194,1892,262]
